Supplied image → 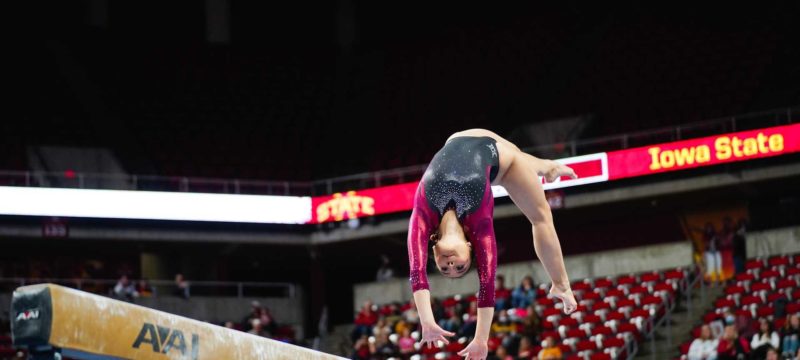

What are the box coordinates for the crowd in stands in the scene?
[220,300,297,344]
[351,268,690,360]
[681,254,800,360]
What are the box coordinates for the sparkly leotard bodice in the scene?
[407,136,499,308]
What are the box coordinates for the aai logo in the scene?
[16,309,39,321]
[132,322,199,359]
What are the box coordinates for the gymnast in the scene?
[407,129,577,360]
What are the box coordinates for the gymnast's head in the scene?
[430,210,473,278]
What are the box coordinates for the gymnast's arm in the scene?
[408,207,455,347]
[458,217,496,359]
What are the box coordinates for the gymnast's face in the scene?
[432,232,472,278]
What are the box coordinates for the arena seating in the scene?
[355,266,694,360]
[677,254,800,359]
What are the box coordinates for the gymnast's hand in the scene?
[541,160,578,183]
[550,284,577,314]
[457,339,488,360]
[420,321,455,349]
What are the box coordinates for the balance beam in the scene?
[10,284,344,360]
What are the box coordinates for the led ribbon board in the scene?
[0,187,312,224]
[309,123,800,223]
[0,124,796,224]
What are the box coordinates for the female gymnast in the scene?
[407,129,577,360]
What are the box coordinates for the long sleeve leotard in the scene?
[407,136,499,308]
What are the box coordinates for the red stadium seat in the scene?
[740,295,762,306]
[604,288,626,298]
[746,259,764,271]
[736,273,756,282]
[576,340,597,352]
[629,286,649,295]
[786,303,800,314]
[751,282,772,292]
[591,326,614,337]
[592,301,611,313]
[630,308,651,319]
[582,291,601,302]
[601,337,626,349]
[583,314,603,326]
[641,296,662,306]
[704,312,722,323]
[756,306,774,318]
[572,281,593,292]
[768,256,790,267]
[559,317,579,329]
[788,267,800,276]
[594,278,614,289]
[617,323,640,338]
[543,307,562,318]
[726,285,747,296]
[759,269,781,281]
[664,269,685,281]
[565,328,587,339]
[715,298,736,309]
[605,312,627,322]
[766,292,786,303]
[616,275,636,286]
[640,272,661,283]
[616,298,636,310]
[590,353,612,360]
[776,278,796,290]
[654,282,675,294]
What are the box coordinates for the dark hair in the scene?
[759,318,773,335]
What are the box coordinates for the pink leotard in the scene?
[407,136,499,308]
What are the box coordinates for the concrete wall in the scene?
[747,226,800,258]
[354,241,693,311]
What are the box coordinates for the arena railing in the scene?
[0,277,296,299]
[0,106,796,196]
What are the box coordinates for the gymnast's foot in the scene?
[549,284,577,314]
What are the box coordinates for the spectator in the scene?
[174,273,190,299]
[732,219,747,274]
[495,275,511,310]
[734,311,755,340]
[375,255,394,282]
[716,325,749,360]
[538,336,562,360]
[688,324,718,360]
[750,318,780,359]
[242,301,263,331]
[369,330,397,358]
[397,328,416,356]
[438,312,461,334]
[490,345,513,360]
[352,301,378,341]
[113,275,138,302]
[701,223,722,285]
[520,305,541,340]
[248,318,268,337]
[372,316,391,337]
[765,346,779,360]
[518,336,535,359]
[402,300,419,324]
[511,276,537,309]
[352,334,370,360]
[718,217,736,281]
[460,300,479,337]
[136,279,153,297]
[491,310,515,334]
[781,314,800,358]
